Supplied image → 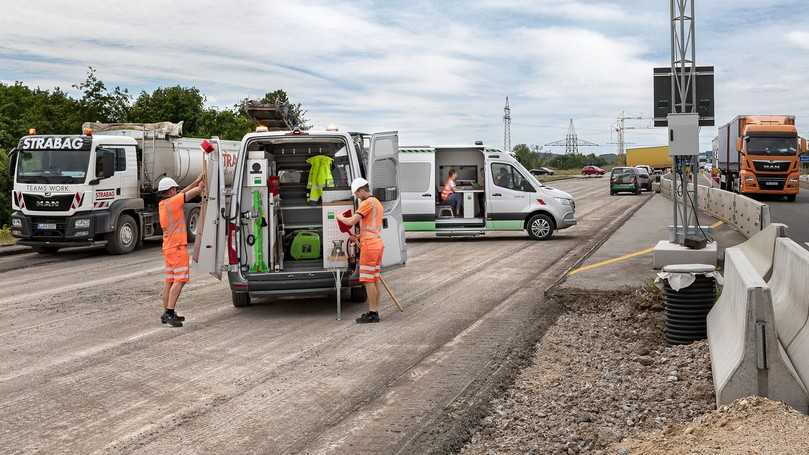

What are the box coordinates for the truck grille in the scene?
[22,194,74,211]
[757,177,786,190]
[752,160,791,173]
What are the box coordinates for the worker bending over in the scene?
[157,175,204,327]
[441,168,462,216]
[337,177,385,324]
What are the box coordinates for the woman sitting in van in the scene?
[441,168,463,216]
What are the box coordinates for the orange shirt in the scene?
[159,193,187,249]
[356,197,384,242]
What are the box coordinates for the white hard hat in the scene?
[350,177,369,194]
[158,177,179,192]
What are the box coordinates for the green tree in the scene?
[73,67,130,123]
[196,106,255,141]
[128,86,205,133]
[512,144,537,170]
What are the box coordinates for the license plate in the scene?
[764,182,779,186]
[37,223,57,230]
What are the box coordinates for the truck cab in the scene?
[10,132,143,253]
[196,129,407,308]
[399,145,576,240]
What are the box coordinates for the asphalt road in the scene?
[0,177,649,454]
[765,185,809,248]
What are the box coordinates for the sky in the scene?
[2,0,809,155]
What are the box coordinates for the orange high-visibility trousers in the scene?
[164,245,190,283]
[359,238,384,283]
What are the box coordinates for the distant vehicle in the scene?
[610,167,641,195]
[581,165,606,176]
[634,166,652,191]
[635,164,653,175]
[626,146,671,171]
[529,167,555,176]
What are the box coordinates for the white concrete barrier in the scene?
[734,193,766,238]
[709,187,734,224]
[769,238,809,402]
[727,223,787,280]
[707,249,808,411]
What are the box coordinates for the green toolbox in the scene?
[290,231,321,260]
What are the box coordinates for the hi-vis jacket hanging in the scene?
[306,155,334,202]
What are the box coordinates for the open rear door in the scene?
[367,131,407,267]
[195,138,228,279]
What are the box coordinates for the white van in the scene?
[198,129,407,307]
[399,145,576,240]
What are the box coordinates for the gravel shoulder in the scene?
[461,287,715,455]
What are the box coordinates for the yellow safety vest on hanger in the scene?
[306,155,334,202]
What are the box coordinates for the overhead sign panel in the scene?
[653,66,715,127]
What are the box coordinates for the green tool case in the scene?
[290,231,321,260]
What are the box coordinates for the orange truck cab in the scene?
[715,115,807,201]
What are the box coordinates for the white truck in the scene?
[196,128,407,307]
[8,122,240,254]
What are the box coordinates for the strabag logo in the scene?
[18,136,91,151]
[95,189,116,200]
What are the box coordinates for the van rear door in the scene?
[367,132,407,266]
[195,138,229,279]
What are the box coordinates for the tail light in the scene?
[227,222,238,265]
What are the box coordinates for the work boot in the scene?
[162,312,184,327]
[355,311,380,324]
[161,312,186,323]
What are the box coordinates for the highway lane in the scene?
[766,186,809,248]
[0,177,650,454]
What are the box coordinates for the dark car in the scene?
[610,167,641,195]
[634,166,652,191]
[581,165,606,176]
[530,167,555,176]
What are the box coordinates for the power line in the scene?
[503,97,512,153]
[543,119,599,155]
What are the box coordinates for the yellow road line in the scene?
[568,220,725,276]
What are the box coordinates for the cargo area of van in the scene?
[435,148,487,226]
[236,136,358,276]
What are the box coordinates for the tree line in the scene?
[0,67,306,226]
[511,144,614,171]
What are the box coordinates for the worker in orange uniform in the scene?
[336,177,385,324]
[157,175,204,327]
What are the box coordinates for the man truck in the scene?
[9,122,240,254]
[715,115,806,201]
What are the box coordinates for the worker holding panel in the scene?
[337,177,385,324]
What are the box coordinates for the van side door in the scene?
[486,161,531,230]
[399,148,435,231]
[367,132,407,266]
[195,139,229,279]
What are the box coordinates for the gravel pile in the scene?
[614,396,809,454]
[461,287,714,455]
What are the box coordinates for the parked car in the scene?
[581,165,606,176]
[610,167,641,195]
[635,164,653,175]
[529,167,555,176]
[634,166,652,191]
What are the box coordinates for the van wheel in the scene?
[186,207,200,242]
[232,291,251,307]
[106,214,138,255]
[527,214,554,241]
[349,286,368,302]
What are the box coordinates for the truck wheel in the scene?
[186,207,200,242]
[232,291,251,307]
[106,214,138,255]
[527,213,554,241]
[349,286,367,302]
[786,194,797,202]
[33,246,60,255]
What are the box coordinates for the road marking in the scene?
[569,220,725,276]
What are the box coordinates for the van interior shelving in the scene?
[240,137,354,275]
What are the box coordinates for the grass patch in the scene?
[0,226,16,246]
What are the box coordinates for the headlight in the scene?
[744,176,756,185]
[554,197,572,206]
[12,218,22,227]
[74,218,91,228]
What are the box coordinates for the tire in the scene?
[349,286,367,302]
[232,291,251,307]
[527,213,554,241]
[186,207,200,242]
[635,188,641,195]
[33,246,59,254]
[610,190,616,196]
[786,194,797,202]
[105,214,139,255]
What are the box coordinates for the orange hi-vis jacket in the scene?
[356,197,384,283]
[441,178,456,202]
[159,193,187,249]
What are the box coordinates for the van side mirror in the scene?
[736,138,743,152]
[96,149,115,180]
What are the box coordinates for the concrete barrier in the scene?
[734,193,765,238]
[707,249,808,411]
[726,223,787,280]
[769,238,809,402]
[709,187,734,224]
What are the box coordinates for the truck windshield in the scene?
[16,149,90,184]
[747,137,797,156]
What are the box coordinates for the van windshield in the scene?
[16,149,91,184]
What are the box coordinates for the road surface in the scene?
[0,177,648,454]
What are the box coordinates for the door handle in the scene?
[492,193,502,197]
[421,193,433,198]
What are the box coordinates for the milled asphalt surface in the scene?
[0,177,648,454]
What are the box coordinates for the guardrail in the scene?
[659,176,771,239]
